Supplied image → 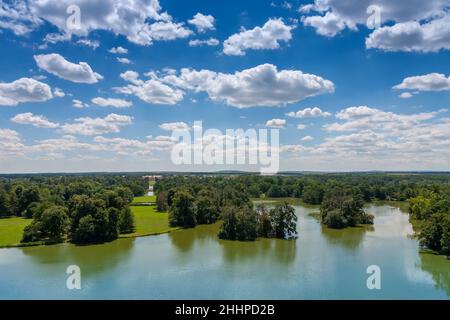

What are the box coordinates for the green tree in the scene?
[119,207,135,234]
[169,190,196,227]
[270,202,298,239]
[156,191,168,212]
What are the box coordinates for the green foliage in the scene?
[169,190,196,227]
[21,205,69,242]
[195,189,219,224]
[219,206,258,241]
[320,188,374,229]
[156,191,168,212]
[270,202,298,239]
[219,202,297,241]
[119,207,135,234]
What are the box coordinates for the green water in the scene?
[0,204,448,299]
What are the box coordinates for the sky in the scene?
[0,0,450,173]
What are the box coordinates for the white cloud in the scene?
[297,123,307,130]
[91,97,132,108]
[116,71,184,105]
[34,53,103,84]
[299,0,450,52]
[266,118,286,128]
[324,106,446,132]
[223,18,294,56]
[76,39,100,49]
[53,87,65,97]
[61,113,133,135]
[366,13,450,52]
[393,73,450,92]
[0,77,53,106]
[109,46,128,54]
[10,112,59,128]
[1,0,187,46]
[72,99,89,108]
[301,135,313,141]
[399,92,413,99]
[159,122,190,131]
[0,128,24,157]
[188,13,215,32]
[135,21,192,44]
[302,12,351,37]
[117,57,132,64]
[0,1,40,36]
[160,64,334,108]
[286,107,331,118]
[189,38,219,47]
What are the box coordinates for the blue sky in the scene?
[0,0,450,173]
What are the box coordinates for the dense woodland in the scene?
[0,173,448,254]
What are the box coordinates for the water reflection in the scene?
[169,223,219,253]
[220,238,296,265]
[320,225,373,250]
[419,252,450,296]
[20,238,135,277]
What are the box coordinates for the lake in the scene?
[0,204,448,299]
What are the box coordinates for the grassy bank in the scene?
[0,197,174,247]
[0,217,32,247]
[121,205,179,238]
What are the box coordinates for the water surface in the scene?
[0,204,448,299]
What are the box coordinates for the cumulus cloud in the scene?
[0,0,194,46]
[393,73,450,92]
[76,39,100,49]
[158,64,334,108]
[302,12,352,37]
[116,70,184,105]
[0,77,53,106]
[223,18,294,56]
[0,128,24,157]
[53,87,65,97]
[109,46,128,54]
[10,112,59,128]
[286,107,331,118]
[301,135,313,141]
[189,38,219,47]
[300,0,450,52]
[324,106,446,132]
[72,99,89,108]
[137,21,192,43]
[117,57,132,64]
[91,97,132,108]
[159,122,190,131]
[34,53,103,84]
[366,13,450,52]
[266,118,286,128]
[61,113,133,135]
[188,13,215,32]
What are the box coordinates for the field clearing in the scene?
[121,205,179,238]
[0,217,32,247]
[132,195,156,203]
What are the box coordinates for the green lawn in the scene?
[0,203,175,247]
[121,205,178,238]
[0,217,32,247]
[132,195,156,203]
